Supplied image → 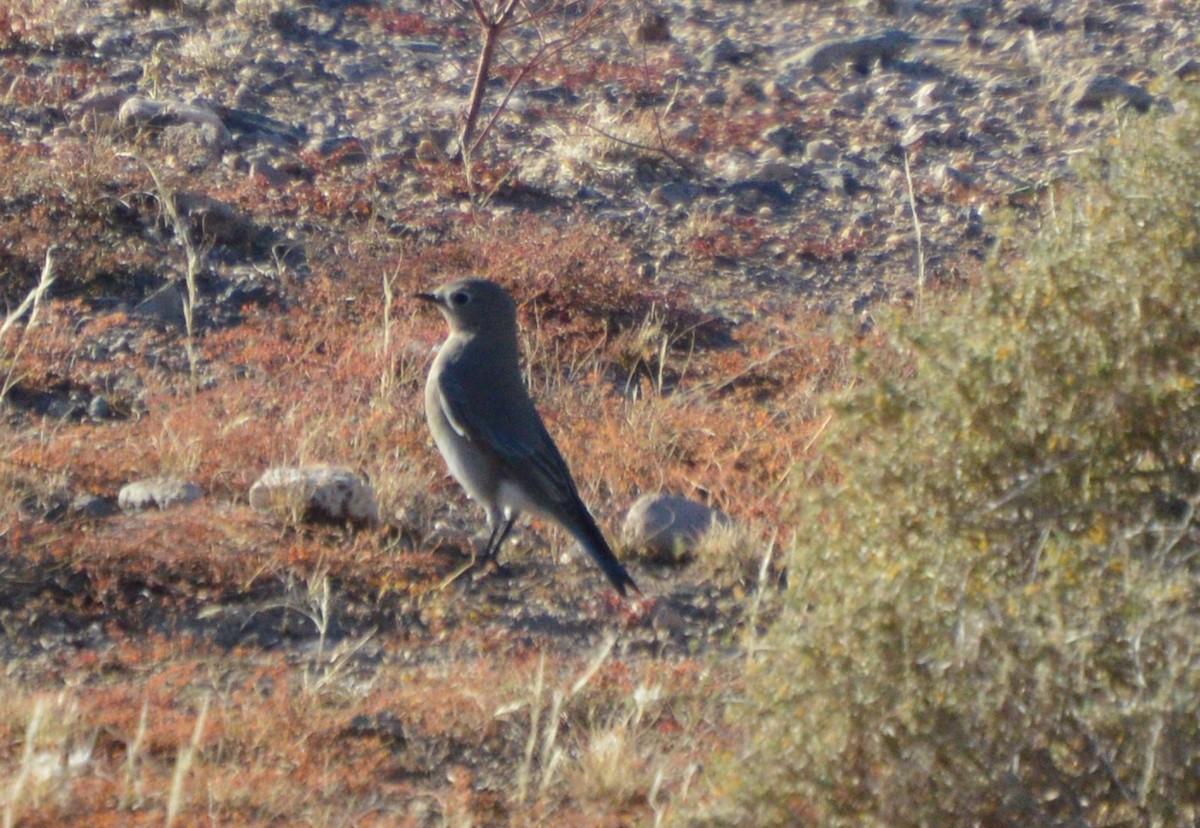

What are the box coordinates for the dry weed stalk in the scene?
[2,693,93,827]
[902,150,926,314]
[165,693,211,828]
[1,245,58,404]
[451,0,619,196]
[119,699,150,810]
[380,260,401,399]
[128,155,214,387]
[3,697,47,828]
[510,632,617,805]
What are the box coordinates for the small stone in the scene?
[757,160,796,182]
[762,125,804,155]
[118,96,230,145]
[1015,5,1055,30]
[648,182,702,209]
[305,136,368,165]
[1175,59,1200,80]
[1071,75,1154,113]
[727,178,793,210]
[87,394,111,419]
[45,393,87,420]
[671,122,700,145]
[956,3,989,30]
[248,155,292,187]
[133,282,187,329]
[396,40,442,54]
[65,84,129,120]
[249,465,379,527]
[736,78,766,102]
[798,29,916,74]
[636,12,671,44]
[71,493,119,519]
[119,477,203,511]
[806,138,840,162]
[702,37,751,71]
[160,121,227,163]
[623,494,730,565]
[415,135,444,163]
[172,192,261,248]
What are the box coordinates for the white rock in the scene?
[622,494,730,564]
[118,477,203,511]
[249,466,379,527]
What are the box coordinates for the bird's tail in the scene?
[569,506,639,597]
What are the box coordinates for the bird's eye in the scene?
[450,291,471,306]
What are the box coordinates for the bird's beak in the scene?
[414,292,442,305]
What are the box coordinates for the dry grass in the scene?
[0,3,941,825]
[0,138,835,823]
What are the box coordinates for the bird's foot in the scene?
[472,556,512,580]
[438,554,511,590]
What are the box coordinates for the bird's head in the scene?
[415,278,519,336]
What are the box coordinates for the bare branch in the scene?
[464,0,616,160]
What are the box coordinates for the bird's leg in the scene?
[440,512,518,590]
[481,514,515,563]
[478,513,516,576]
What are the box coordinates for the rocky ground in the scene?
[5,0,1194,317]
[0,0,1196,824]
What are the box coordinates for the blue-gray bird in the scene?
[417,278,639,597]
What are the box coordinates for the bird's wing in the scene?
[436,367,580,507]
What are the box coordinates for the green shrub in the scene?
[692,92,1200,826]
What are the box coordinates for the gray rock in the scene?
[248,155,293,187]
[305,136,368,165]
[87,394,111,419]
[806,138,840,162]
[762,125,804,155]
[71,493,120,519]
[798,29,917,74]
[119,477,203,511]
[727,178,794,210]
[65,84,131,120]
[160,121,227,163]
[1072,75,1153,113]
[956,3,990,30]
[1015,5,1055,30]
[172,192,261,248]
[396,40,442,53]
[133,282,187,329]
[44,392,88,420]
[249,465,379,527]
[622,494,730,564]
[118,97,230,145]
[636,13,671,44]
[648,182,703,209]
[1175,59,1200,80]
[702,37,752,71]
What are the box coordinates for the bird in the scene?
[416,278,639,597]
